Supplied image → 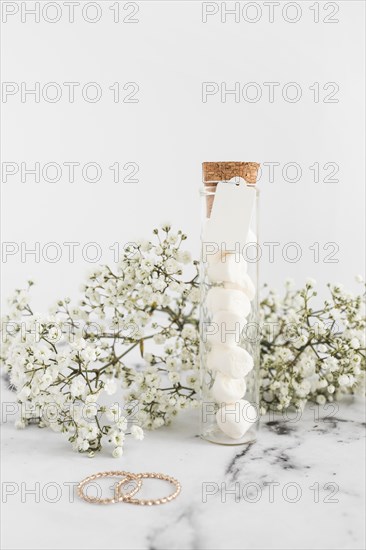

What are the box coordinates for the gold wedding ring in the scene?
[115,472,181,506]
[77,471,142,504]
[77,470,181,506]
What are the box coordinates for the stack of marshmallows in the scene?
[205,238,257,440]
[202,161,260,441]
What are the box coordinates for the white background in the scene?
[1,3,365,550]
[1,0,365,309]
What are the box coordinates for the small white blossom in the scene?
[130,425,144,440]
[70,376,87,398]
[104,378,117,396]
[110,430,125,446]
[168,372,180,384]
[181,325,197,340]
[153,334,166,345]
[112,446,123,458]
[338,375,350,387]
[164,258,179,275]
[177,251,192,264]
[316,394,326,405]
[350,337,360,350]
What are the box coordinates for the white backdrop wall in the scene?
[1,0,365,312]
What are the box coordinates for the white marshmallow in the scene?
[206,310,246,346]
[207,344,254,378]
[216,399,257,439]
[206,287,251,317]
[212,372,246,404]
[207,254,247,285]
[224,273,256,301]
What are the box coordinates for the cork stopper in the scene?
[202,161,260,217]
[202,161,260,184]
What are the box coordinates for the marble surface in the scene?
[1,385,365,550]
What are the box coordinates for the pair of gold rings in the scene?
[77,470,181,506]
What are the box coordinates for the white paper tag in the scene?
[203,180,256,251]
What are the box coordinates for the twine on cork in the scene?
[202,162,260,217]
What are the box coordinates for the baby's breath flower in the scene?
[316,395,326,405]
[112,446,123,458]
[104,378,117,396]
[177,251,192,264]
[350,337,360,349]
[260,279,365,412]
[130,425,144,440]
[160,222,171,232]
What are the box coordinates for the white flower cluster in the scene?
[2,313,142,457]
[1,227,199,455]
[259,278,366,413]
